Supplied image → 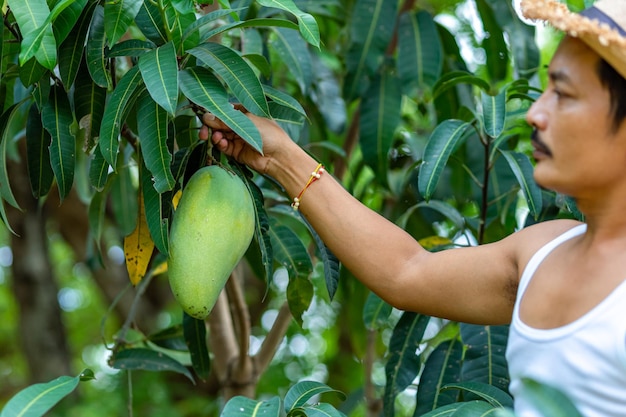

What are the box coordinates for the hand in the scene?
[199,108,294,176]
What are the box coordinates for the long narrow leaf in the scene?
[52,0,89,44]
[257,0,320,48]
[188,42,270,117]
[362,292,392,330]
[183,313,211,382]
[418,120,471,200]
[415,338,464,415]
[140,160,170,255]
[138,41,179,116]
[25,104,54,198]
[344,0,396,101]
[41,85,75,201]
[359,69,401,184]
[268,27,312,95]
[86,6,112,89]
[460,324,510,393]
[220,396,281,417]
[0,103,26,211]
[441,381,513,408]
[270,221,313,326]
[58,1,97,90]
[8,0,57,69]
[482,91,506,139]
[104,0,143,46]
[384,312,430,416]
[284,381,345,411]
[99,66,144,169]
[109,348,194,383]
[135,1,168,46]
[137,92,175,193]
[0,372,85,417]
[500,150,542,220]
[179,67,263,153]
[397,10,442,94]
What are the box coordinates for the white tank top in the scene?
[507,224,626,417]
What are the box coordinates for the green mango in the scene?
[167,165,255,319]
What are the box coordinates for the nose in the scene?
[526,93,548,131]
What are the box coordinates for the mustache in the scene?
[531,130,552,156]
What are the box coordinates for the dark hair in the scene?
[596,58,626,132]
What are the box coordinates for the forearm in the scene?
[265,143,427,307]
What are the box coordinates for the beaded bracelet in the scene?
[291,163,325,210]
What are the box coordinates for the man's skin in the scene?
[199,35,626,330]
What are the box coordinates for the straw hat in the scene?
[520,0,626,79]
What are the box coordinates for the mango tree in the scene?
[0,0,584,416]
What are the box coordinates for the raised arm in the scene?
[199,112,576,325]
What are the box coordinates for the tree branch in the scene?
[207,290,238,380]
[225,266,251,376]
[254,302,293,373]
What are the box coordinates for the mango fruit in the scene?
[167,165,255,319]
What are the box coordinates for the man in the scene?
[200,0,626,415]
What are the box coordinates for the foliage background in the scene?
[0,0,587,416]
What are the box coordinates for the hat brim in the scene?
[521,0,626,79]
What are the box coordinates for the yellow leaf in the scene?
[124,195,155,285]
[418,236,454,251]
[172,189,182,210]
[152,261,168,276]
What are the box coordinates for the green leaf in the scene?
[263,85,307,118]
[284,381,345,411]
[89,145,110,191]
[138,41,179,116]
[110,162,137,237]
[137,92,175,193]
[476,0,508,83]
[104,0,143,46]
[52,0,89,45]
[58,1,97,90]
[415,338,464,415]
[418,120,471,200]
[41,85,75,201]
[268,28,312,95]
[183,313,211,382]
[99,65,144,169]
[257,0,320,48]
[0,103,26,212]
[270,221,313,326]
[397,10,442,95]
[0,371,88,417]
[8,0,57,69]
[292,403,346,417]
[140,160,170,255]
[448,400,496,414]
[178,66,263,153]
[109,347,194,383]
[107,40,156,57]
[383,312,430,417]
[362,292,392,330]
[304,218,340,300]
[500,150,542,220]
[460,324,510,393]
[441,381,513,409]
[232,165,273,284]
[220,396,281,417]
[74,61,107,153]
[148,324,187,351]
[359,69,401,184]
[135,1,168,46]
[432,71,491,100]
[344,0,397,101]
[418,402,462,417]
[482,91,506,139]
[188,42,270,117]
[183,8,246,42]
[198,18,299,45]
[25,103,54,198]
[86,6,112,89]
[18,58,47,87]
[88,188,107,254]
[517,378,584,417]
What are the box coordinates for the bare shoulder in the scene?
[505,219,584,269]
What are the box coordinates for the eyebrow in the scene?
[548,69,573,85]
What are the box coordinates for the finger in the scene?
[199,124,209,141]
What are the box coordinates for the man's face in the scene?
[526,36,626,200]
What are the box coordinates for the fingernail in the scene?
[205,113,215,121]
